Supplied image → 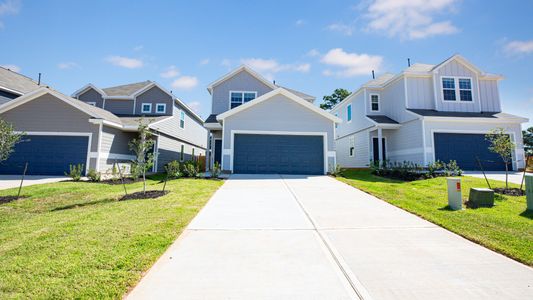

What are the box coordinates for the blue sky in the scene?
[1,0,532,127]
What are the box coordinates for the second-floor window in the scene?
[347,104,352,122]
[370,94,380,111]
[141,103,152,113]
[180,111,185,128]
[442,77,473,102]
[230,91,257,109]
[156,103,166,114]
[335,113,338,128]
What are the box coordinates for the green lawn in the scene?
[338,170,533,266]
[0,176,223,299]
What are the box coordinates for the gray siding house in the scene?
[204,66,340,175]
[332,55,528,171]
[0,70,206,175]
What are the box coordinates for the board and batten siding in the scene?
[78,88,105,108]
[434,60,480,112]
[135,86,173,116]
[0,93,100,170]
[379,77,417,123]
[406,77,435,110]
[211,70,274,115]
[478,80,501,112]
[221,94,335,171]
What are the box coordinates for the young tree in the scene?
[523,126,533,156]
[486,128,515,190]
[320,88,351,110]
[129,119,155,194]
[0,118,24,164]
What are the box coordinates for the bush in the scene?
[65,164,84,181]
[212,161,221,178]
[87,168,101,182]
[181,160,200,178]
[369,160,461,181]
[329,164,343,177]
[164,160,181,178]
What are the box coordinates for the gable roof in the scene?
[102,80,153,97]
[216,88,341,123]
[71,83,107,98]
[207,65,277,94]
[0,66,42,95]
[276,86,315,103]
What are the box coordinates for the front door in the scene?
[372,137,386,162]
[214,139,222,166]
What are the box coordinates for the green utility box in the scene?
[526,174,533,211]
[468,188,494,208]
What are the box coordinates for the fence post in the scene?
[17,162,28,199]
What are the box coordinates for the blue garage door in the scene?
[233,134,324,175]
[0,135,89,175]
[434,133,507,171]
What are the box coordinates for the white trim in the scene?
[371,136,388,161]
[440,76,475,103]
[346,103,352,123]
[403,77,409,109]
[89,152,136,160]
[15,131,92,174]
[179,110,185,129]
[369,93,380,112]
[211,137,222,170]
[71,83,106,98]
[423,115,528,123]
[0,85,24,96]
[152,136,159,172]
[207,65,277,94]
[217,88,341,123]
[141,103,152,113]
[155,103,166,114]
[204,122,222,130]
[348,135,355,157]
[330,89,363,114]
[229,130,329,175]
[421,119,427,165]
[96,123,103,171]
[86,102,96,106]
[228,90,257,110]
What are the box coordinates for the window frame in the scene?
[141,103,152,113]
[440,76,474,103]
[335,113,339,128]
[228,90,257,109]
[179,110,185,129]
[155,103,166,114]
[370,93,380,112]
[349,135,355,157]
[346,103,352,123]
[87,102,96,106]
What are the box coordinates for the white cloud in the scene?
[221,58,232,68]
[306,49,320,57]
[326,23,355,36]
[0,0,21,29]
[240,58,310,74]
[106,55,143,69]
[363,0,459,40]
[57,62,79,70]
[321,48,383,77]
[200,58,210,65]
[160,65,179,78]
[187,101,201,113]
[295,19,306,26]
[1,64,20,72]
[504,40,533,55]
[171,76,198,90]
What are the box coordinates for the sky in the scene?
[1,0,532,127]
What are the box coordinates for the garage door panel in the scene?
[434,133,506,171]
[234,134,323,175]
[0,135,89,175]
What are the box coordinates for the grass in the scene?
[337,170,533,266]
[0,176,223,299]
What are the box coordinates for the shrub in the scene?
[181,160,200,178]
[65,164,84,181]
[87,168,101,182]
[212,161,221,178]
[165,160,181,178]
[368,159,461,181]
[329,164,343,177]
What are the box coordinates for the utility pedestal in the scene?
[447,177,462,211]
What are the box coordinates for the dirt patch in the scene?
[493,188,525,196]
[0,195,27,205]
[119,190,169,201]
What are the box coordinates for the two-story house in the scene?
[203,65,341,175]
[0,67,206,175]
[332,55,528,171]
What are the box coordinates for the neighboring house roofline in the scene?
[206,65,277,94]
[216,88,341,123]
[0,85,24,96]
[71,83,107,98]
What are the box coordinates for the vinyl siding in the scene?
[78,88,104,108]
[149,104,207,149]
[423,120,525,169]
[434,60,480,112]
[406,77,435,110]
[104,98,134,115]
[334,91,374,139]
[479,80,501,112]
[221,94,335,172]
[135,86,173,116]
[211,70,274,115]
[155,134,205,171]
[383,119,425,164]
[336,129,370,168]
[97,126,136,172]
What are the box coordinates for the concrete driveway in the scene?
[0,175,68,190]
[463,171,527,185]
[127,175,533,300]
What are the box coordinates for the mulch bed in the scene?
[493,188,525,196]
[0,195,27,205]
[119,190,169,201]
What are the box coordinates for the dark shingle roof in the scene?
[204,114,218,123]
[366,115,399,124]
[102,81,152,96]
[0,67,42,95]
[407,109,499,118]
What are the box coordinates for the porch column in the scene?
[377,127,383,164]
[205,131,211,172]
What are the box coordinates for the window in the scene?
[347,104,352,122]
[141,103,152,113]
[459,78,472,101]
[370,94,379,111]
[180,144,184,161]
[156,103,166,113]
[335,113,338,128]
[230,91,257,109]
[349,136,355,157]
[442,78,456,101]
[179,111,185,128]
[87,102,96,106]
